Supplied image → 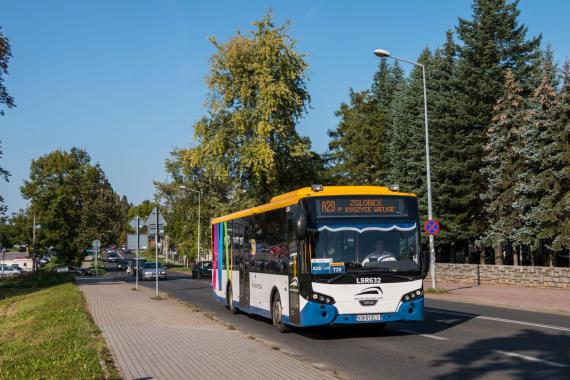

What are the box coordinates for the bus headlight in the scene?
[310,292,335,305]
[401,289,423,303]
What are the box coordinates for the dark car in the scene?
[129,258,147,276]
[106,253,119,263]
[77,267,93,276]
[117,259,129,271]
[192,261,212,279]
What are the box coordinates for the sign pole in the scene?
[155,206,159,298]
[136,216,140,290]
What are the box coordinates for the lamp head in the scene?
[374,49,391,58]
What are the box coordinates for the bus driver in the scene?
[362,240,396,266]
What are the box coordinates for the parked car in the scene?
[106,253,119,263]
[76,267,93,276]
[51,266,79,274]
[139,262,167,281]
[117,259,129,271]
[0,264,21,279]
[129,258,147,276]
[192,261,212,279]
[10,264,24,272]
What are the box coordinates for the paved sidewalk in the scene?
[79,279,339,380]
[425,280,570,315]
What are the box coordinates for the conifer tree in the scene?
[454,0,541,249]
[327,60,405,185]
[512,54,559,264]
[479,70,524,264]
[389,49,433,216]
[428,31,472,257]
[550,61,570,252]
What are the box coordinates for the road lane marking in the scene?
[399,329,449,341]
[493,350,568,368]
[427,309,570,333]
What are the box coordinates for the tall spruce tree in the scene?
[479,70,525,264]
[550,61,570,252]
[455,0,541,251]
[389,49,433,215]
[327,89,384,184]
[512,54,559,265]
[327,60,404,185]
[428,31,473,259]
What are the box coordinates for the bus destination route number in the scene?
[318,197,403,217]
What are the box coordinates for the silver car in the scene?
[0,264,21,279]
[139,262,167,281]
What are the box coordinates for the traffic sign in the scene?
[146,207,166,236]
[129,215,145,230]
[92,239,101,250]
[423,219,440,236]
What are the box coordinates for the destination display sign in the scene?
[316,197,407,217]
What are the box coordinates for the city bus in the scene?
[210,185,429,332]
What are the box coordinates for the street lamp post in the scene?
[179,186,202,266]
[374,48,437,289]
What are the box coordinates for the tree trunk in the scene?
[479,248,486,265]
[513,245,519,267]
[494,245,503,265]
[450,242,456,263]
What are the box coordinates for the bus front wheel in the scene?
[272,292,289,333]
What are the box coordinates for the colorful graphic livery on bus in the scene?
[211,186,429,331]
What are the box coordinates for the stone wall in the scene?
[425,263,570,289]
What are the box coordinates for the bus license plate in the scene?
[356,314,381,322]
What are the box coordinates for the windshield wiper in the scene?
[326,273,348,283]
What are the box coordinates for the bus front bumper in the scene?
[299,298,424,327]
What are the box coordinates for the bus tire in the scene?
[227,283,239,314]
[271,292,289,333]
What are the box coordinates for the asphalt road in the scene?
[105,256,570,380]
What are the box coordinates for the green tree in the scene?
[479,70,525,264]
[511,55,559,265]
[21,148,124,263]
[1,27,15,220]
[454,0,541,249]
[182,12,321,209]
[0,26,15,116]
[388,49,433,214]
[326,89,385,184]
[549,61,570,251]
[425,30,480,261]
[327,60,405,185]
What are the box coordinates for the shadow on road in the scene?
[430,328,570,380]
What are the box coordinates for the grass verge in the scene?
[425,287,450,294]
[90,260,107,276]
[0,272,119,379]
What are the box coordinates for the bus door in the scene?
[240,225,250,309]
[287,216,301,325]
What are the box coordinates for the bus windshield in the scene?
[311,224,420,272]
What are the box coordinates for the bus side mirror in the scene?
[290,206,307,240]
[421,250,430,279]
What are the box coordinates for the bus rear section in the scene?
[210,186,429,331]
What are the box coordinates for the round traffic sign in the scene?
[423,219,440,236]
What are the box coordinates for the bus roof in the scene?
[211,185,416,224]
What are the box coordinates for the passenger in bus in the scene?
[362,240,396,266]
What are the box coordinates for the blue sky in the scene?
[1,0,569,213]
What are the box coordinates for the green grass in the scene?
[424,287,450,294]
[90,260,107,276]
[0,273,118,379]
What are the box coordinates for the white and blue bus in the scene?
[211,185,429,332]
